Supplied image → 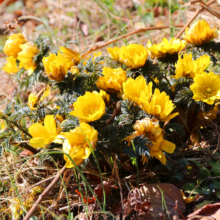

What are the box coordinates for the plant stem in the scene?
[131,140,139,188]
[11,121,32,138]
[20,143,38,154]
[80,127,106,211]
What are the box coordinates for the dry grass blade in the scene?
[23,166,66,220]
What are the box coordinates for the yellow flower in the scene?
[147,37,186,59]
[183,19,218,45]
[17,43,39,75]
[125,117,175,164]
[28,115,61,148]
[2,56,19,74]
[123,75,152,105]
[107,47,120,62]
[174,53,210,79]
[28,93,38,110]
[119,44,148,69]
[0,119,6,132]
[190,72,220,105]
[28,86,50,110]
[70,92,105,122]
[62,122,98,167]
[3,33,26,57]
[99,90,111,106]
[59,46,81,69]
[96,67,127,94]
[42,52,68,82]
[180,190,194,204]
[140,88,178,122]
[70,66,80,75]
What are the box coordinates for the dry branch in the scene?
[82,25,184,58]
[23,166,67,220]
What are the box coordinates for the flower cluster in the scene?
[122,75,178,122]
[1,18,220,171]
[3,34,40,75]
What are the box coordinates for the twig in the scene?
[11,120,32,138]
[82,25,184,58]
[174,200,186,220]
[29,175,56,189]
[56,169,74,204]
[20,143,38,154]
[175,0,216,39]
[23,166,66,220]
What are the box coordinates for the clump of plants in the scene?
[1,18,220,219]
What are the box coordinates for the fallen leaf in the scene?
[94,181,117,200]
[140,183,186,220]
[187,202,220,220]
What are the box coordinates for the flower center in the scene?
[206,87,212,93]
[83,106,98,116]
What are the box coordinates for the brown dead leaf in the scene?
[94,181,117,200]
[187,202,220,220]
[140,183,186,220]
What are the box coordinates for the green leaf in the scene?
[206,160,220,177]
[61,116,79,131]
[191,161,211,179]
[133,135,152,158]
[182,182,199,194]
[213,181,220,190]
[174,87,193,105]
[9,106,33,121]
